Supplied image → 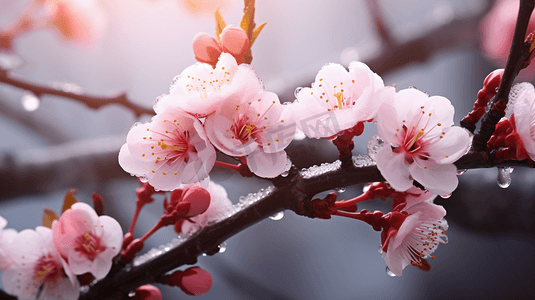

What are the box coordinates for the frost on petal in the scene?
[513,83,535,159]
[410,161,458,195]
[376,146,413,192]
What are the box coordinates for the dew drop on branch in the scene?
[497,167,511,188]
[335,187,346,193]
[269,211,284,221]
[456,169,466,175]
[21,91,40,111]
[367,134,384,162]
[385,266,396,277]
[218,242,227,253]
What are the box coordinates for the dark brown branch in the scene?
[0,70,154,117]
[78,150,531,299]
[472,0,535,151]
[365,0,395,47]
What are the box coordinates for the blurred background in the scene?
[1,0,534,299]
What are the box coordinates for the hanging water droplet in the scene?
[128,291,136,297]
[378,246,384,254]
[280,170,289,177]
[441,235,449,245]
[497,167,511,188]
[269,211,284,220]
[440,193,452,199]
[218,242,227,253]
[367,134,384,161]
[363,184,371,193]
[456,169,466,175]
[294,87,304,98]
[21,91,40,111]
[335,187,346,193]
[202,253,207,257]
[386,266,396,277]
[139,175,149,183]
[506,166,515,174]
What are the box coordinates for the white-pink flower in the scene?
[119,107,216,191]
[205,88,295,178]
[376,88,470,195]
[512,83,535,160]
[154,53,262,117]
[381,201,448,276]
[52,202,122,280]
[2,226,80,300]
[0,216,17,270]
[178,180,233,235]
[292,61,394,138]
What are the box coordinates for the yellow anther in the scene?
[160,141,184,151]
[334,92,343,110]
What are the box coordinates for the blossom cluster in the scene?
[120,52,296,190]
[0,204,122,300]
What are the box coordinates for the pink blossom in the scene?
[376,88,470,195]
[2,226,80,300]
[45,0,107,45]
[481,0,535,77]
[381,201,448,276]
[0,216,17,270]
[178,180,233,235]
[119,108,216,191]
[205,86,295,178]
[52,202,122,280]
[511,83,535,160]
[293,61,394,138]
[154,53,262,117]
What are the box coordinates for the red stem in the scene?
[139,219,165,243]
[128,202,144,234]
[333,192,373,208]
[214,160,241,172]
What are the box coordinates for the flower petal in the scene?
[409,161,458,195]
[246,149,287,178]
[376,146,413,192]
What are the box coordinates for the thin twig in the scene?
[0,70,154,117]
[472,0,535,151]
[365,0,395,47]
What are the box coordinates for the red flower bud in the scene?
[179,267,213,296]
[133,285,162,300]
[220,25,249,58]
[180,186,211,217]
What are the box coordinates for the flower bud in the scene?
[179,186,211,217]
[179,267,213,296]
[220,25,250,58]
[133,285,162,300]
[192,32,222,65]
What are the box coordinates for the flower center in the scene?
[34,254,62,283]
[231,114,260,143]
[401,219,448,266]
[75,232,105,261]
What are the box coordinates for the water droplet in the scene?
[441,235,449,245]
[335,187,346,193]
[497,167,511,188]
[440,193,452,199]
[139,175,149,183]
[269,211,284,221]
[506,166,515,174]
[280,170,289,177]
[202,253,207,256]
[294,129,306,140]
[218,242,227,253]
[363,184,371,193]
[378,246,383,254]
[294,87,304,98]
[386,266,396,277]
[367,134,384,161]
[21,91,40,111]
[456,169,466,175]
[128,291,136,297]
